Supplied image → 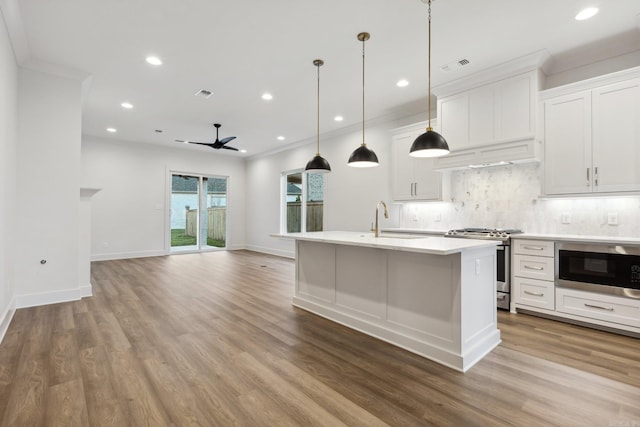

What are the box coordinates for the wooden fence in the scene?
[287,201,323,232]
[185,208,226,240]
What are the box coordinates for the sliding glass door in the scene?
[170,173,227,252]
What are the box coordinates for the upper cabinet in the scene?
[541,69,640,196]
[438,71,537,151]
[430,52,549,170]
[390,123,447,201]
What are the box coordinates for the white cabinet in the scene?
[437,71,537,151]
[512,239,555,312]
[542,75,640,196]
[391,126,446,201]
[556,287,640,329]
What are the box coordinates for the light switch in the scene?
[561,212,571,224]
[607,212,618,226]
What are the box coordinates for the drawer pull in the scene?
[524,290,544,297]
[523,245,544,251]
[524,265,544,271]
[584,303,614,312]
[497,294,507,300]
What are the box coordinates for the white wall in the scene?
[245,115,424,257]
[81,137,246,260]
[0,11,18,339]
[14,67,83,307]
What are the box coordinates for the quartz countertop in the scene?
[274,231,499,255]
[514,233,640,246]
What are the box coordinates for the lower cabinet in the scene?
[512,239,555,311]
[556,287,640,329]
[512,237,640,335]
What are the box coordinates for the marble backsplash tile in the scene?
[399,162,640,237]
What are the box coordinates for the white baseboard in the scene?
[16,287,90,309]
[91,249,166,261]
[0,296,17,345]
[244,244,294,259]
[79,284,93,298]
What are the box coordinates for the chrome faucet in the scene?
[371,200,389,237]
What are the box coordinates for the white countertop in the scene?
[515,233,640,246]
[274,231,499,255]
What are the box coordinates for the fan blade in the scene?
[221,146,239,151]
[189,142,216,148]
[219,136,236,144]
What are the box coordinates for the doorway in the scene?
[170,173,228,252]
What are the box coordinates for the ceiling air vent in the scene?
[440,58,471,72]
[194,89,213,98]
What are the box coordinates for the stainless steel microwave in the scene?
[556,242,640,299]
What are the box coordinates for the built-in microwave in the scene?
[556,242,640,299]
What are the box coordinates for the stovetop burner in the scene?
[445,228,523,241]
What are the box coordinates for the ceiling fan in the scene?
[183,123,237,151]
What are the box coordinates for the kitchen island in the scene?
[282,231,501,372]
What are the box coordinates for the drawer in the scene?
[556,287,640,328]
[513,255,554,281]
[513,239,554,257]
[514,277,554,310]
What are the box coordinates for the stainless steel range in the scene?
[445,228,523,310]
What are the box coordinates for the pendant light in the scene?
[409,0,450,158]
[305,59,331,173]
[348,32,379,168]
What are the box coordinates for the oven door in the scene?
[496,245,510,310]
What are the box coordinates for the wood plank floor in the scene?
[1,250,639,426]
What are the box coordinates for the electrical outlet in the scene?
[434,213,442,222]
[411,214,418,222]
[561,212,571,224]
[607,212,618,226]
[103,242,109,248]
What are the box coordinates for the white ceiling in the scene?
[4,0,640,157]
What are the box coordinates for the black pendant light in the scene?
[348,32,379,168]
[305,59,331,173]
[409,0,450,158]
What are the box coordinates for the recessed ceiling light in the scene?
[240,149,247,153]
[575,7,598,20]
[146,56,162,66]
[397,79,409,87]
[106,127,117,133]
[334,116,344,122]
[121,102,133,109]
[277,136,285,141]
[262,93,273,100]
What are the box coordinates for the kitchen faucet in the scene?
[371,201,389,237]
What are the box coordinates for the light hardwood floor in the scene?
[0,250,639,426]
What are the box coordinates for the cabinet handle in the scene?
[414,182,417,195]
[523,245,544,251]
[584,303,613,312]
[524,290,544,297]
[594,167,598,186]
[586,167,590,186]
[497,294,507,300]
[524,265,544,271]
[410,182,415,196]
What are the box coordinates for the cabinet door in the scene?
[592,78,640,193]
[413,156,442,200]
[468,85,494,146]
[543,91,592,195]
[496,72,535,141]
[438,93,469,151]
[391,132,416,200]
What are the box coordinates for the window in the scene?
[282,170,325,233]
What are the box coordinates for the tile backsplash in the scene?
[399,162,640,237]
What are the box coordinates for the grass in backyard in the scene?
[171,229,225,248]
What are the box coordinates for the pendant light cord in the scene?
[427,0,433,131]
[316,62,320,155]
[361,35,366,147]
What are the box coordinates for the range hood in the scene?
[433,137,541,171]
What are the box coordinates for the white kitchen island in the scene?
[283,231,501,372]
